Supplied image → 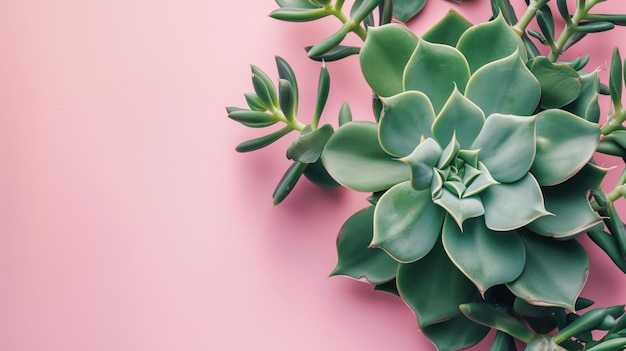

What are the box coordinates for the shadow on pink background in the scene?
[1,0,625,350]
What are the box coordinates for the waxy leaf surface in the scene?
[404,39,470,113]
[397,241,476,328]
[456,14,527,73]
[481,174,550,231]
[531,109,600,186]
[422,314,490,351]
[507,233,589,311]
[472,114,537,183]
[379,91,435,157]
[322,122,409,192]
[360,24,418,97]
[443,216,525,294]
[432,88,485,149]
[332,207,399,284]
[465,52,540,117]
[373,182,445,263]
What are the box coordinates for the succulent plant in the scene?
[229,0,626,350]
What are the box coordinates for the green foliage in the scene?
[229,0,626,350]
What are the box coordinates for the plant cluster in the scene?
[228,0,626,350]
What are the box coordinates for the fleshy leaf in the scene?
[563,71,601,123]
[397,240,476,329]
[372,181,445,263]
[460,303,535,343]
[404,39,471,113]
[332,207,399,284]
[392,0,426,22]
[531,109,600,186]
[303,158,339,188]
[464,162,499,198]
[434,192,484,230]
[422,10,473,47]
[507,232,589,311]
[530,57,582,109]
[287,124,334,163]
[379,91,435,157]
[472,114,537,183]
[456,14,527,73]
[360,24,418,97]
[422,314,490,351]
[443,216,525,295]
[322,122,410,192]
[465,51,541,117]
[275,0,319,8]
[432,87,485,149]
[527,163,607,239]
[481,173,550,231]
[400,138,442,190]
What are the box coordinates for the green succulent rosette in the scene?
[323,13,605,345]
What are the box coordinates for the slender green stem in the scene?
[329,6,368,40]
[548,0,604,61]
[591,167,626,211]
[513,0,550,35]
[271,107,305,131]
[601,108,626,135]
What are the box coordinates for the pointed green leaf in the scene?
[273,161,308,205]
[588,230,626,274]
[235,126,292,152]
[507,233,589,311]
[350,0,380,23]
[530,57,582,109]
[422,9,473,47]
[305,45,360,62]
[465,51,541,117]
[531,109,599,186]
[481,174,550,231]
[472,114,537,183]
[276,56,299,109]
[464,162,499,198]
[269,7,330,22]
[432,87,485,149]
[338,102,352,126]
[456,14,527,73]
[322,122,410,192]
[586,338,626,351]
[228,109,277,124]
[397,241,476,328]
[307,26,349,58]
[422,314,490,351]
[392,0,426,22]
[287,124,334,163]
[404,39,471,113]
[372,181,445,263]
[527,163,606,239]
[244,93,267,111]
[360,24,418,97]
[563,71,600,123]
[460,303,535,343]
[490,0,518,25]
[332,207,399,284]
[251,65,279,108]
[434,192,484,229]
[610,47,623,109]
[312,64,330,128]
[443,216,525,294]
[379,91,435,157]
[536,5,555,45]
[278,79,297,121]
[401,138,442,190]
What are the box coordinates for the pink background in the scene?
[1,0,626,350]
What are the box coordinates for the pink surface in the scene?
[1,1,626,350]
